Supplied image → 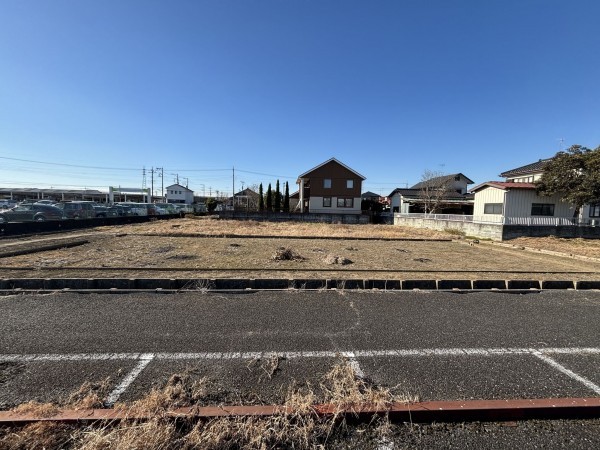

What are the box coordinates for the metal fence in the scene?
[395,213,599,227]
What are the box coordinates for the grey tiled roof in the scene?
[410,173,474,189]
[499,158,552,178]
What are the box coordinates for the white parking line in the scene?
[105,353,155,406]
[1,347,600,363]
[2,347,599,398]
[532,351,600,395]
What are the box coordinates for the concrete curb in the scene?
[0,278,598,291]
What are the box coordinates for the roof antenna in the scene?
[558,138,565,151]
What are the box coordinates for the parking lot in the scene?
[1,290,599,409]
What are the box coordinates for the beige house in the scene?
[471,158,597,224]
[297,158,366,214]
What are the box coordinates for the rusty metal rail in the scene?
[1,398,599,425]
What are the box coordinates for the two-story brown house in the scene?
[296,158,366,214]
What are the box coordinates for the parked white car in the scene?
[115,202,148,216]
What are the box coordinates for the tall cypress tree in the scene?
[259,183,264,211]
[283,181,290,212]
[266,183,272,211]
[274,180,281,212]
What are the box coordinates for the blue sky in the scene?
[1,0,599,198]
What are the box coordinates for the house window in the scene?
[346,179,354,189]
[323,197,332,207]
[590,204,600,218]
[324,179,332,189]
[484,203,503,214]
[531,203,555,216]
[337,198,353,208]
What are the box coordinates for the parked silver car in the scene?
[0,204,64,223]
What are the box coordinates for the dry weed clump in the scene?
[324,254,353,265]
[11,401,60,418]
[0,360,414,449]
[272,247,305,261]
[120,372,211,416]
[66,378,112,410]
[75,418,177,450]
[0,422,74,450]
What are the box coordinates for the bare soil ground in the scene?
[1,217,599,280]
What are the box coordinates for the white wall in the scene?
[505,190,575,219]
[166,185,194,204]
[390,193,401,212]
[309,196,362,214]
[473,187,505,218]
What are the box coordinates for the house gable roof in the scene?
[410,173,474,189]
[499,158,552,178]
[470,181,537,193]
[361,191,380,198]
[166,184,193,192]
[233,188,259,198]
[297,158,366,181]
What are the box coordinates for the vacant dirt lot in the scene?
[1,217,599,280]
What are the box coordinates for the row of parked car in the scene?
[0,200,194,224]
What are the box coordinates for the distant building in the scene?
[297,158,366,214]
[165,184,194,204]
[389,173,475,214]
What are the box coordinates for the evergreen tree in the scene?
[537,145,600,209]
[266,183,273,211]
[274,180,281,212]
[283,181,290,212]
[259,183,264,211]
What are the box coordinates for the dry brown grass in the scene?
[66,378,112,410]
[0,360,412,449]
[504,235,600,260]
[106,216,451,239]
[11,401,60,418]
[3,218,600,280]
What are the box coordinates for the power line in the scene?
[0,156,139,171]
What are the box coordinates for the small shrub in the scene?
[272,247,305,261]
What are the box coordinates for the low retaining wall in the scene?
[393,216,503,240]
[217,212,370,224]
[1,278,599,291]
[393,216,600,240]
[502,225,600,240]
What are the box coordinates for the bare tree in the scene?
[418,170,454,214]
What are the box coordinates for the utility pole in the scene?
[150,167,154,203]
[156,167,164,201]
[184,177,189,188]
[232,167,235,212]
[142,167,147,202]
